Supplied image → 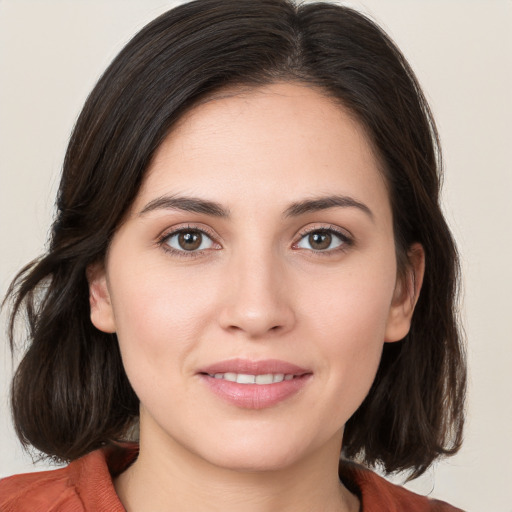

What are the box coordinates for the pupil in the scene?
[178,231,201,251]
[310,231,331,250]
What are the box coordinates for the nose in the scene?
[217,248,296,339]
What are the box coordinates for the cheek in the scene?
[300,259,396,405]
[106,258,235,400]
[312,292,388,382]
[110,259,215,340]
[106,265,207,389]
[304,257,396,344]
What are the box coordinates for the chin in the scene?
[190,428,330,474]
[206,448,303,473]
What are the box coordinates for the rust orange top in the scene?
[0,444,464,511]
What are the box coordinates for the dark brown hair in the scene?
[4,0,465,477]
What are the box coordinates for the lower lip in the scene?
[200,374,311,409]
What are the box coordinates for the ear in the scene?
[384,243,425,343]
[86,262,116,333]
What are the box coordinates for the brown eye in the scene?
[163,229,215,252]
[296,229,348,252]
[308,231,332,250]
[178,231,202,251]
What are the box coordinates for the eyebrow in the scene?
[139,195,230,217]
[139,193,373,220]
[283,195,374,220]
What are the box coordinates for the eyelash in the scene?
[294,225,353,256]
[157,224,353,259]
[157,224,219,259]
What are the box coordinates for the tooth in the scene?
[211,372,295,384]
[255,374,274,385]
[236,373,256,384]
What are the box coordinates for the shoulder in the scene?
[0,444,137,512]
[339,461,465,512]
[0,464,83,512]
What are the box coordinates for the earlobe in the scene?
[384,243,425,343]
[86,262,116,333]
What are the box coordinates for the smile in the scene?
[209,373,295,384]
[199,359,311,409]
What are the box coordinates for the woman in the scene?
[0,0,466,510]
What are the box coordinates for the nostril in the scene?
[218,300,296,338]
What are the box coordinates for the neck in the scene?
[115,421,358,512]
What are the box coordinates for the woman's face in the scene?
[89,82,420,471]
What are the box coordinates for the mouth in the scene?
[199,358,309,376]
[206,372,296,384]
[198,359,312,409]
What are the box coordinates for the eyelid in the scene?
[157,223,222,257]
[156,222,353,258]
[292,224,354,253]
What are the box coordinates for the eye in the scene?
[295,228,351,252]
[162,228,216,253]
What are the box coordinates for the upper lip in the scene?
[199,358,310,376]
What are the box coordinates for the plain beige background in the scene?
[1,1,511,510]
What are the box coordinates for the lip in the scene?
[198,358,312,410]
[199,358,309,376]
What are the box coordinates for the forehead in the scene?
[133,82,389,220]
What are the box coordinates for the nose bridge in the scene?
[218,241,295,338]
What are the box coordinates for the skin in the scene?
[89,82,424,512]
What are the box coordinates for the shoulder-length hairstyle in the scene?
[5,0,465,477]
